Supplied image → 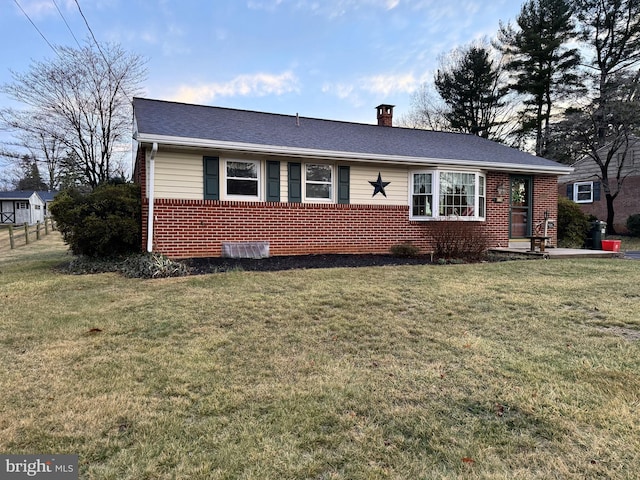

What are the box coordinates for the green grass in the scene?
[1,233,640,479]
[609,234,640,251]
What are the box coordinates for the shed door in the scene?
[509,176,532,238]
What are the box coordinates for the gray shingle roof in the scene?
[133,97,569,172]
[0,190,40,200]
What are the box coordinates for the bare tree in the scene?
[397,83,450,131]
[1,42,146,188]
[569,0,640,233]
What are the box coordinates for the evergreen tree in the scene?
[497,0,581,156]
[16,155,48,191]
[434,42,508,139]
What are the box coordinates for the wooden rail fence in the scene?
[0,218,57,251]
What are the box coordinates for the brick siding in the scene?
[136,148,559,258]
[558,176,640,233]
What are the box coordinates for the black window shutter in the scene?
[566,183,573,200]
[337,166,350,204]
[203,156,219,200]
[593,181,601,201]
[288,162,302,203]
[266,160,281,202]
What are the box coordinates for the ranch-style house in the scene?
[132,98,572,259]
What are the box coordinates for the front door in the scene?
[510,175,532,238]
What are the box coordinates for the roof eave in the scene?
[136,133,574,176]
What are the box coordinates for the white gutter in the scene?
[136,133,574,176]
[146,142,158,253]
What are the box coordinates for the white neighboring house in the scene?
[38,191,59,218]
[0,191,46,225]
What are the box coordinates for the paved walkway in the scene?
[489,247,620,259]
[625,251,640,260]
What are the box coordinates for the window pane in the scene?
[306,164,331,182]
[413,173,432,194]
[439,172,475,216]
[228,179,258,196]
[412,195,432,216]
[307,183,331,199]
[575,183,592,202]
[227,161,257,179]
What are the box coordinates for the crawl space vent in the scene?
[222,241,270,259]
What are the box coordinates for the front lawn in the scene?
[1,234,639,479]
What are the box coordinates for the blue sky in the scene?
[1,0,526,127]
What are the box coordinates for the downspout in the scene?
[146,142,158,253]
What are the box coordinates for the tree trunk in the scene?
[605,193,616,235]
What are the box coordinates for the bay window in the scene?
[410,170,486,220]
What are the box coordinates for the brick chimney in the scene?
[376,104,394,127]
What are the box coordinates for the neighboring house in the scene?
[558,139,640,233]
[38,191,59,218]
[0,191,45,225]
[132,98,572,258]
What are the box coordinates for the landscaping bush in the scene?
[626,214,640,237]
[390,242,421,257]
[50,183,141,257]
[557,196,590,247]
[427,220,488,261]
[62,253,190,278]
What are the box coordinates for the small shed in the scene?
[38,191,59,218]
[0,191,45,225]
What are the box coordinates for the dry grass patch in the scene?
[1,236,639,479]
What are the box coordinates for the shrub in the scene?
[62,253,190,278]
[390,242,421,257]
[120,253,191,278]
[626,214,640,237]
[50,183,141,257]
[557,197,590,247]
[427,221,488,261]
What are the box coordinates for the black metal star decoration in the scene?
[369,172,390,197]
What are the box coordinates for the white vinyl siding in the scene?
[350,166,408,205]
[153,151,204,199]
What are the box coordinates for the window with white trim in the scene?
[410,170,486,220]
[225,160,260,198]
[412,173,433,217]
[305,164,333,201]
[573,181,593,203]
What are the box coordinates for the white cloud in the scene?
[321,82,354,99]
[16,0,75,18]
[248,0,400,16]
[362,73,418,95]
[323,72,419,104]
[170,71,300,104]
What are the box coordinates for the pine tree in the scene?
[497,0,581,156]
[434,42,508,139]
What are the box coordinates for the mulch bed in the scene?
[183,254,436,274]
